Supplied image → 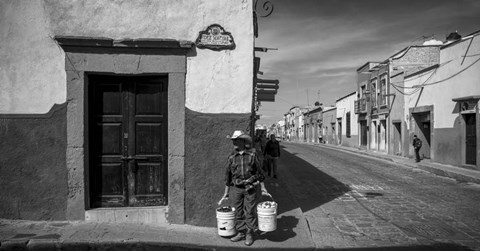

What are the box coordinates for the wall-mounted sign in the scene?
[460,100,477,113]
[196,24,235,51]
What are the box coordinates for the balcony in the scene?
[355,98,367,114]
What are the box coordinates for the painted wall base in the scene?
[184,108,251,227]
[0,104,67,220]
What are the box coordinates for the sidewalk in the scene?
[309,142,480,185]
[0,177,315,251]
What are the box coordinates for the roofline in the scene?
[356,61,381,72]
[322,107,337,112]
[387,45,442,62]
[390,71,404,79]
[466,29,480,37]
[336,91,357,102]
[441,30,480,49]
[304,106,323,115]
[404,64,439,79]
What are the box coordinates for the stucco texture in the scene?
[44,0,254,114]
[2,0,253,114]
[0,104,67,220]
[184,108,251,227]
[0,0,66,113]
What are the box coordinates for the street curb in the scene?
[0,240,213,251]
[416,163,480,184]
[303,142,480,185]
[0,239,317,251]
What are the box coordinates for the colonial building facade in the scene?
[403,31,480,169]
[336,92,358,148]
[0,0,255,227]
[322,107,337,145]
[355,45,440,154]
[304,106,323,143]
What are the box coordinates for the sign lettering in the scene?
[196,24,235,51]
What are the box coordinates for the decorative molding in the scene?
[55,36,194,50]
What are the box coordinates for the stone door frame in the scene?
[56,37,192,224]
[409,105,434,161]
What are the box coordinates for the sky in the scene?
[255,0,480,127]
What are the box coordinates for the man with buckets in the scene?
[218,130,270,246]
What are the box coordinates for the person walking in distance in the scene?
[264,134,281,178]
[218,130,270,246]
[413,135,422,162]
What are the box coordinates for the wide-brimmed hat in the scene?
[227,130,252,143]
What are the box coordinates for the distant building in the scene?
[336,92,358,148]
[403,30,480,168]
[356,62,379,148]
[322,107,337,145]
[356,45,441,153]
[304,106,323,143]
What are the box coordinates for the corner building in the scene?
[0,0,254,227]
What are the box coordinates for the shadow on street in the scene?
[272,144,351,214]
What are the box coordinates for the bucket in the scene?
[257,200,277,232]
[216,206,236,236]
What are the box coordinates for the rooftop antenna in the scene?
[306,88,309,106]
[296,79,299,106]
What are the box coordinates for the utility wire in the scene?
[412,56,480,88]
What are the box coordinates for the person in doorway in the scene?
[218,130,270,246]
[413,135,422,162]
[264,134,281,178]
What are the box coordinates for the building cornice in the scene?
[55,36,194,50]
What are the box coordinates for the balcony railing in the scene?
[354,98,367,114]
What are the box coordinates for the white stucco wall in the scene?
[336,93,359,136]
[404,36,480,128]
[0,0,253,114]
[0,0,66,113]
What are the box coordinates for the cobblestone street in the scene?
[276,142,480,250]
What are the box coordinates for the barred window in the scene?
[371,79,377,107]
[380,75,387,105]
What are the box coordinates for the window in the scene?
[380,75,387,105]
[371,79,377,107]
[346,112,351,138]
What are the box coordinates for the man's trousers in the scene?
[230,185,257,233]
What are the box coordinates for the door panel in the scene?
[466,114,476,165]
[99,123,122,154]
[129,79,167,206]
[97,84,122,114]
[90,75,167,208]
[98,163,124,195]
[136,83,164,115]
[136,123,163,154]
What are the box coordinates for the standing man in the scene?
[264,134,281,178]
[413,135,422,162]
[218,130,269,246]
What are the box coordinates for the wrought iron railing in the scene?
[354,98,367,114]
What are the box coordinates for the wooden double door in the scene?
[89,75,168,208]
[465,114,476,165]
